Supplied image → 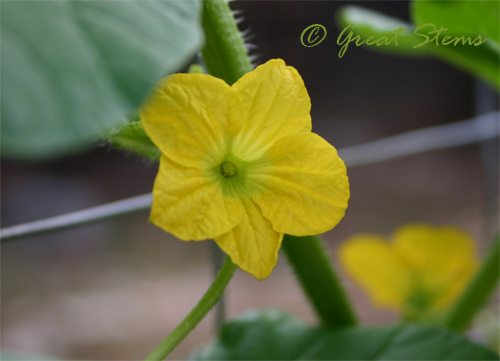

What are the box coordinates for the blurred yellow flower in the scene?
[141,59,349,279]
[339,224,477,319]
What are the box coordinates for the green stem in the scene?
[282,235,357,327]
[201,0,253,85]
[441,234,500,331]
[144,257,236,361]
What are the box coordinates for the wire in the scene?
[1,111,498,242]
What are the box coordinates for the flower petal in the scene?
[150,155,244,241]
[214,199,283,280]
[251,132,349,236]
[231,59,312,160]
[339,235,407,309]
[140,73,243,168]
[393,224,477,306]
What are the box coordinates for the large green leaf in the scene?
[336,5,499,90]
[1,0,202,159]
[191,310,499,360]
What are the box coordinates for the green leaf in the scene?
[411,0,500,90]
[191,310,499,360]
[336,5,499,90]
[1,0,202,160]
[412,0,500,47]
[108,119,161,161]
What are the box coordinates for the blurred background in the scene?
[2,1,499,360]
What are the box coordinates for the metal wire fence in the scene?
[1,111,498,242]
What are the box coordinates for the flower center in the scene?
[207,154,264,198]
[403,274,439,320]
[219,161,237,178]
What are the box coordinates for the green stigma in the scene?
[208,155,257,198]
[219,161,237,178]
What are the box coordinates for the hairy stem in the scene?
[201,0,252,85]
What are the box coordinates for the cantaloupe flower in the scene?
[140,59,349,279]
[340,224,477,319]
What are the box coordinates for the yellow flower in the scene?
[339,224,477,319]
[140,59,349,279]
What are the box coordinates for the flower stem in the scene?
[441,234,500,331]
[201,0,253,85]
[144,257,236,361]
[282,235,357,327]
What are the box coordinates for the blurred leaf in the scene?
[191,310,499,360]
[1,0,202,160]
[336,5,499,90]
[412,0,500,47]
[108,120,161,160]
[411,0,500,90]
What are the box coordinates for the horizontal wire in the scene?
[1,193,152,242]
[1,111,498,242]
[338,111,499,167]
